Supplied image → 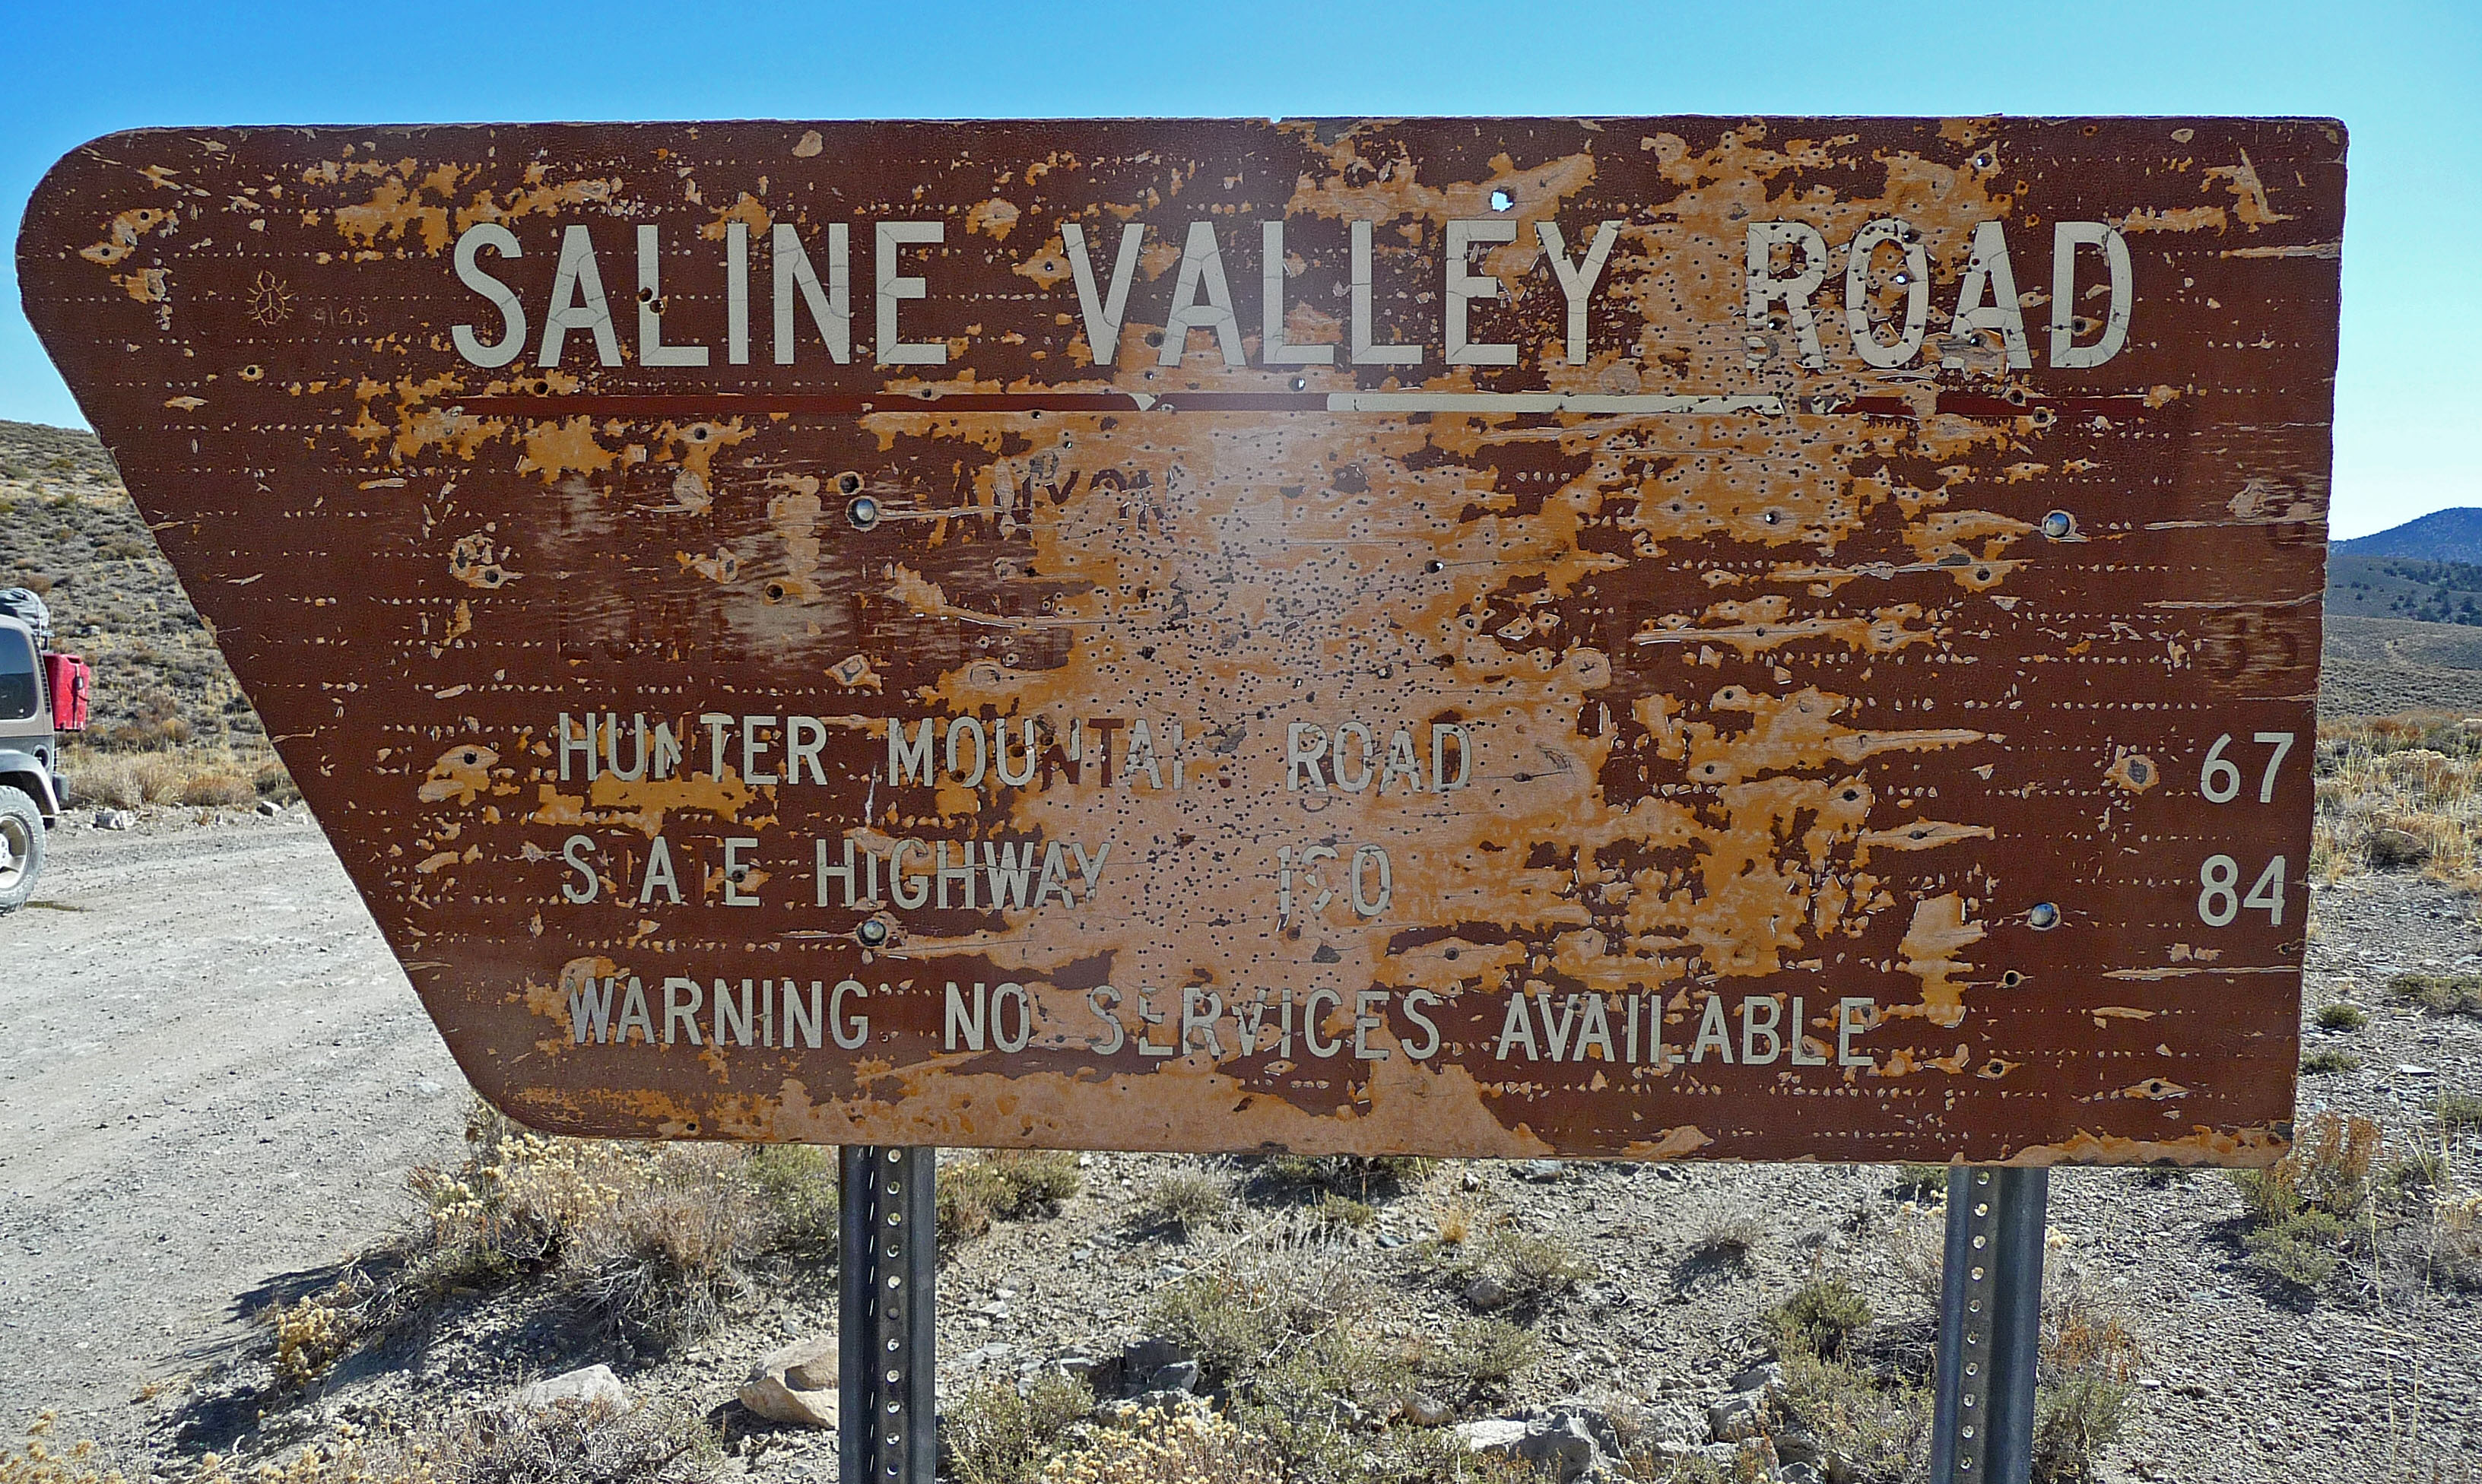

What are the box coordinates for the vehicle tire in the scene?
[0,785,41,914]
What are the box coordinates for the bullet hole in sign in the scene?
[2041,510,2077,540]
[2027,902,2061,931]
[848,496,881,531]
[857,917,890,947]
[2000,970,2023,988]
[1489,189,1515,212]
[836,471,863,496]
[1291,376,1309,391]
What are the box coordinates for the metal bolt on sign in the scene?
[1931,1165,2051,1484]
[840,1146,937,1484]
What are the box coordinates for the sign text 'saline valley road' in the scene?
[18,118,2344,1162]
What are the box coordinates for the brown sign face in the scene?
[19,117,2343,1162]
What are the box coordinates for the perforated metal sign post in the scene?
[20,117,2343,1167]
[839,1146,935,1484]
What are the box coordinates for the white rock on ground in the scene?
[738,1333,839,1429]
[1452,1418,1529,1452]
[519,1364,627,1410]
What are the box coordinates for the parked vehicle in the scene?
[0,587,91,913]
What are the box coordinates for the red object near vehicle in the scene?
[43,653,90,731]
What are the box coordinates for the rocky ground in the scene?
[0,807,468,1463]
[2,808,2477,1483]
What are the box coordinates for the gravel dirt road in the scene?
[0,810,467,1457]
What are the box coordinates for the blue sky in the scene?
[3,0,2472,538]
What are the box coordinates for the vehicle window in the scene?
[0,629,33,721]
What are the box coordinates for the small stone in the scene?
[1708,1390,1763,1442]
[520,1364,627,1410]
[2396,1064,2436,1077]
[1518,1408,1619,1482]
[94,808,134,830]
[1464,1274,1510,1310]
[1055,1354,1104,1381]
[1643,1398,1706,1447]
[255,799,281,817]
[738,1334,838,1429]
[1521,1159,1568,1182]
[974,1301,1011,1319]
[1406,1393,1454,1427]
[1453,1418,1529,1453]
[1100,1338,1198,1400]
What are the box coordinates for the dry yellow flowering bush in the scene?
[408,1111,643,1275]
[403,1104,782,1342]
[271,1291,360,1386]
[1040,1401,1282,1484]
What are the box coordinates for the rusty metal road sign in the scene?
[19,117,2344,1162]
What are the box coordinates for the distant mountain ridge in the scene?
[2338,509,2482,563]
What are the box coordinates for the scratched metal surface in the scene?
[18,118,2343,1163]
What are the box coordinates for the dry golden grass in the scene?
[2312,712,2482,886]
[1426,1189,1481,1248]
[2427,1194,2482,1289]
[2234,1108,2383,1224]
[2229,1110,2384,1289]
[63,743,296,811]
